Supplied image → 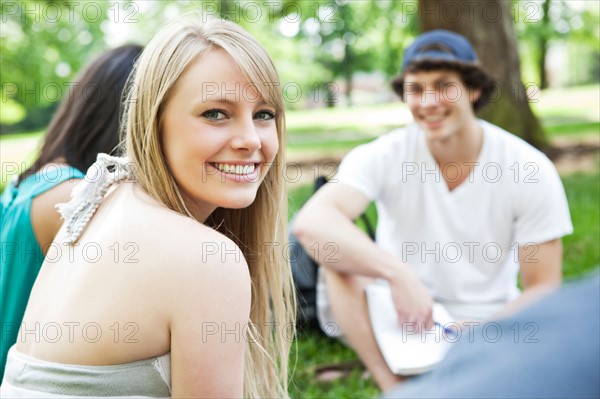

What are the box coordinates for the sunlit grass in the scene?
[285,84,599,143]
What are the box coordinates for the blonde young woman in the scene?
[1,17,295,398]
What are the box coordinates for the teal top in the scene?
[0,165,84,381]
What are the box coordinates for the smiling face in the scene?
[403,69,480,142]
[161,48,279,221]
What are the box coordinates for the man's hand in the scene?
[389,264,434,331]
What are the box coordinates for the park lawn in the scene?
[561,172,600,279]
[6,83,595,165]
[286,84,599,146]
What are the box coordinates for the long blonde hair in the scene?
[121,16,295,398]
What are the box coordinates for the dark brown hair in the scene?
[19,44,143,183]
[391,59,496,112]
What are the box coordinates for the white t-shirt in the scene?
[334,120,573,320]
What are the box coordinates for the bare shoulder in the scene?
[31,177,82,215]
[151,204,252,394]
[129,186,246,266]
[80,182,251,295]
[31,178,82,252]
[165,221,251,302]
[107,183,251,293]
[160,217,251,397]
[162,215,250,280]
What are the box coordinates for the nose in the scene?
[230,118,262,152]
[420,87,440,108]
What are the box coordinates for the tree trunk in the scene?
[539,0,551,89]
[344,45,353,107]
[418,0,547,147]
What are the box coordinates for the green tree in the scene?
[514,0,600,87]
[1,0,110,131]
[538,0,552,89]
[277,0,412,106]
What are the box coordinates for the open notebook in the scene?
[365,283,457,375]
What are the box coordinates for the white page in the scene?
[366,283,456,375]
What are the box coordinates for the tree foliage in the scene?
[1,0,597,131]
[514,0,600,88]
[1,0,110,130]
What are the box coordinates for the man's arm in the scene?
[495,239,563,318]
[293,182,434,327]
[294,183,386,277]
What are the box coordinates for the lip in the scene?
[205,162,262,183]
[420,111,449,130]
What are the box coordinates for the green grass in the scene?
[284,84,600,149]
[531,84,600,129]
[289,330,379,398]
[545,121,599,137]
[286,102,408,136]
[288,137,374,151]
[562,172,600,279]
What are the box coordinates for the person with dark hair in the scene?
[0,44,143,380]
[294,30,572,391]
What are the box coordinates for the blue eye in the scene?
[202,109,227,120]
[254,110,276,120]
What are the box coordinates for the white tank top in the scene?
[1,345,171,398]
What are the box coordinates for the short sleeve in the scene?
[512,154,573,245]
[334,134,396,201]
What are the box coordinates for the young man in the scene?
[293,30,573,391]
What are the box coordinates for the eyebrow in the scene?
[194,96,273,108]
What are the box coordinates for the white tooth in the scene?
[214,163,256,174]
[425,114,443,122]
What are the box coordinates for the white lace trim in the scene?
[56,154,132,245]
